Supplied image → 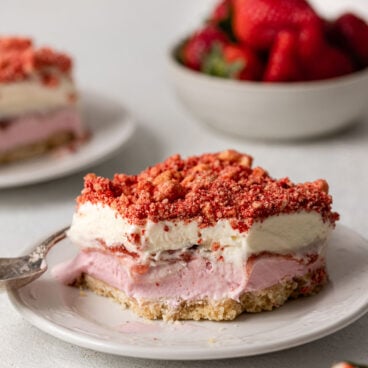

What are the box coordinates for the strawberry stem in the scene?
[201,43,244,78]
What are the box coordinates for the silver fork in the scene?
[0,227,69,291]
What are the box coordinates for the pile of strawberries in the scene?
[178,0,368,82]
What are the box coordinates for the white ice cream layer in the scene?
[0,77,76,118]
[68,202,332,262]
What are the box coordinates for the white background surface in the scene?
[1,0,368,366]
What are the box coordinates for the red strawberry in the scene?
[263,30,304,82]
[232,0,322,51]
[297,21,356,79]
[223,44,263,80]
[202,43,263,81]
[209,0,232,25]
[208,0,237,41]
[332,12,368,67]
[298,24,325,61]
[324,18,341,47]
[304,45,354,80]
[181,25,227,71]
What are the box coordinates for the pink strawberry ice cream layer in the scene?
[53,250,325,303]
[0,107,84,152]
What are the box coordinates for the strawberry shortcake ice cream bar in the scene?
[0,37,85,163]
[56,150,339,321]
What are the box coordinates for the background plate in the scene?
[8,225,368,360]
[0,91,135,188]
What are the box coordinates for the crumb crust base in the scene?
[75,268,327,321]
[0,131,76,164]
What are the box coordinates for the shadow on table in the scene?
[293,116,368,146]
[207,114,368,147]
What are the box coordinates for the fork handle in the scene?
[0,226,69,292]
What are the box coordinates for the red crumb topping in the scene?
[0,36,72,84]
[77,150,339,232]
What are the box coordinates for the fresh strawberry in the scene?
[223,44,263,79]
[208,0,237,41]
[324,18,341,47]
[232,0,322,51]
[263,30,304,82]
[180,25,228,71]
[297,20,357,79]
[202,43,263,80]
[332,12,368,68]
[298,24,325,61]
[210,0,232,25]
[304,45,354,80]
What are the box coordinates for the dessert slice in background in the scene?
[0,37,86,163]
[56,150,339,321]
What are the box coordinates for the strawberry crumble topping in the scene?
[77,150,339,232]
[0,36,72,84]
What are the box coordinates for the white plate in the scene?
[0,91,135,188]
[8,225,368,360]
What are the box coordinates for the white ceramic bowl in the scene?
[168,49,368,140]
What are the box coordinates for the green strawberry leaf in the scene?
[201,43,244,78]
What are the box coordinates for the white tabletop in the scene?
[1,0,368,366]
